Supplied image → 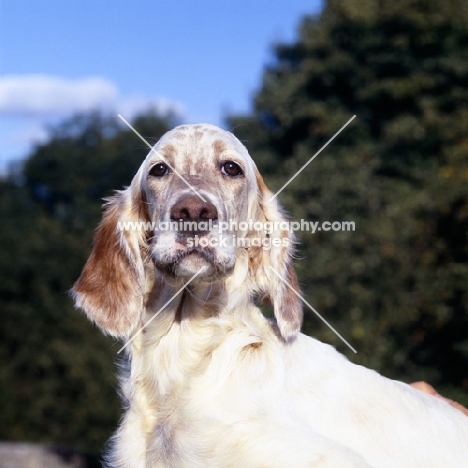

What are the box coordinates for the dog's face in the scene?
[137,124,259,280]
[73,123,302,340]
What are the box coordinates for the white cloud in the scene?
[0,75,118,116]
[0,74,186,171]
[0,74,184,119]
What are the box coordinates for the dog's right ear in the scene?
[72,180,148,338]
[248,167,303,341]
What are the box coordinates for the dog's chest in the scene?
[147,405,213,467]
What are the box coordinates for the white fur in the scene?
[73,124,468,468]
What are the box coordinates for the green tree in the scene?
[0,111,177,454]
[230,0,468,402]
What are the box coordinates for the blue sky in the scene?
[0,0,322,172]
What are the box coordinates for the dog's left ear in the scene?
[72,167,150,338]
[249,168,303,341]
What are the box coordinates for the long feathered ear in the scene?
[72,176,149,338]
[249,168,303,341]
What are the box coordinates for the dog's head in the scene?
[72,124,302,340]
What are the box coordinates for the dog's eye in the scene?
[150,163,169,177]
[221,161,243,177]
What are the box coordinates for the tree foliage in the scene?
[0,111,177,454]
[230,0,468,402]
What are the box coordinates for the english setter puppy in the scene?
[73,124,468,467]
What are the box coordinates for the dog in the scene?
[73,123,468,467]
